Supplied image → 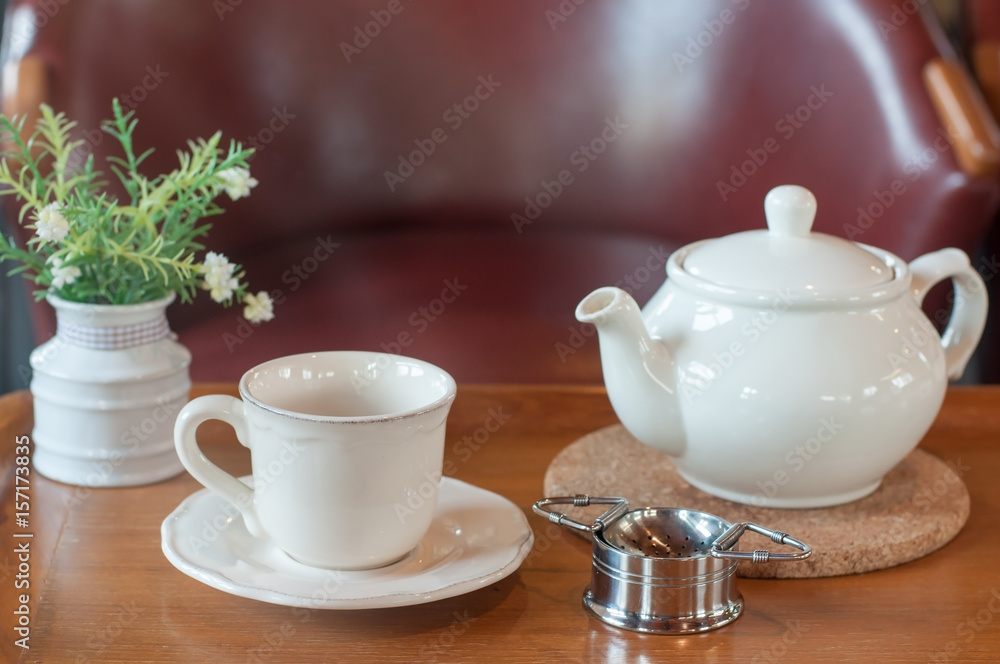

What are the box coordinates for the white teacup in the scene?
[173,351,456,570]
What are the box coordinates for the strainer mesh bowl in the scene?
[601,508,732,558]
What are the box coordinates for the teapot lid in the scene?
[682,185,893,291]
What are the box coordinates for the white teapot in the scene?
[577,185,987,508]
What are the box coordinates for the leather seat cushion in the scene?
[169,227,679,384]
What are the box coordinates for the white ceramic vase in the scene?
[30,293,191,487]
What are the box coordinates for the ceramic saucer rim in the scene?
[161,476,534,609]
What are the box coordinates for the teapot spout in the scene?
[576,287,685,456]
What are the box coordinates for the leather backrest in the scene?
[3,0,997,260]
[3,0,1000,384]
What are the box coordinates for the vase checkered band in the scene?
[57,314,171,350]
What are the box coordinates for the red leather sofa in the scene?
[3,0,999,384]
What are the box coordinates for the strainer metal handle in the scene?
[532,495,630,534]
[711,522,812,563]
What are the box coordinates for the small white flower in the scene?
[34,203,70,243]
[243,291,274,323]
[199,251,239,302]
[48,257,81,289]
[201,251,232,275]
[217,167,258,201]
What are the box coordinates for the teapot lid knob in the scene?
[764,185,816,237]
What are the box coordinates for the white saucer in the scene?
[161,476,534,609]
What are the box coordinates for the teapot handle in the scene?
[909,248,988,380]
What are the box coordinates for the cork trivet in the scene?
[543,424,969,578]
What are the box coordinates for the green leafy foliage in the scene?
[0,99,262,311]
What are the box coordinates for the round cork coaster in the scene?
[543,424,969,578]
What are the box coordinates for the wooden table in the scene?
[1,384,999,663]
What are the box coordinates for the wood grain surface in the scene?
[1,384,998,663]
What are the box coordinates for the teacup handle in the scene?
[909,248,988,380]
[174,395,265,538]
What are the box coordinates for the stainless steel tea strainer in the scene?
[533,495,811,634]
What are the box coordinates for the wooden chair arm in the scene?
[1,53,48,152]
[923,56,1000,178]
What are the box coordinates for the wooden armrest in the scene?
[972,41,1000,124]
[1,53,48,151]
[923,56,1000,178]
